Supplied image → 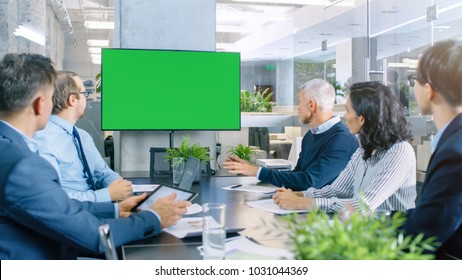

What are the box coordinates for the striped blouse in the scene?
[302,141,417,213]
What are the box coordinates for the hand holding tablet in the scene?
[131,185,197,212]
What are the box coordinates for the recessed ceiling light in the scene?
[380,10,399,14]
[88,47,102,54]
[217,11,289,21]
[432,25,451,29]
[217,25,264,33]
[84,21,114,29]
[87,39,109,47]
[13,25,45,46]
[231,0,354,7]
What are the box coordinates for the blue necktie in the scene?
[72,127,95,190]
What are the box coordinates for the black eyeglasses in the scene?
[79,91,90,98]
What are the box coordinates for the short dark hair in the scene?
[0,53,56,115]
[349,81,412,160]
[52,71,80,114]
[417,40,462,106]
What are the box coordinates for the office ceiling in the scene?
[57,0,462,65]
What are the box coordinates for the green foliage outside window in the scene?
[240,88,274,112]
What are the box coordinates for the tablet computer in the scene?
[178,156,200,191]
[132,185,197,212]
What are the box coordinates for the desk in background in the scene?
[122,176,290,260]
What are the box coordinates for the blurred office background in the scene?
[1,0,460,178]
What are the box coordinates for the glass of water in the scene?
[202,203,226,260]
[172,157,184,185]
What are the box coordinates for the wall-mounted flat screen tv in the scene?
[101,48,241,130]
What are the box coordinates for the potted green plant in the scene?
[240,88,274,112]
[227,144,255,161]
[285,210,438,260]
[165,135,212,182]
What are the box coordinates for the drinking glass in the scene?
[202,203,226,260]
[172,157,184,185]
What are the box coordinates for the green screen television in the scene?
[101,48,241,130]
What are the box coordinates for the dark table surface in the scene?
[122,175,292,260]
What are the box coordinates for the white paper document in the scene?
[197,236,293,260]
[185,203,203,215]
[247,199,309,215]
[222,185,278,194]
[132,184,159,193]
[163,217,209,238]
[163,217,224,238]
[163,217,245,238]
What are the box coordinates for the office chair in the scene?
[149,147,172,178]
[98,224,118,260]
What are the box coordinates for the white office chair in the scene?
[98,224,118,260]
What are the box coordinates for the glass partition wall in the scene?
[222,0,462,172]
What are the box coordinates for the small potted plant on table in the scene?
[165,135,212,182]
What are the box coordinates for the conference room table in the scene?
[122,175,293,260]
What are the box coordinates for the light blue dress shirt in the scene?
[0,120,40,153]
[310,115,341,134]
[34,115,121,202]
[431,122,449,153]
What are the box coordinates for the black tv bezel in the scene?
[100,48,241,131]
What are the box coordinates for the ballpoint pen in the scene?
[230,184,242,189]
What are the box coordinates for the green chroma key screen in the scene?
[101,48,241,130]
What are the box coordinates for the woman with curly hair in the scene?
[273,81,417,213]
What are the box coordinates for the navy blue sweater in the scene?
[259,122,358,191]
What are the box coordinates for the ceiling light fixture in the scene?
[217,25,264,33]
[217,11,289,21]
[91,57,101,65]
[84,21,114,29]
[90,53,101,65]
[231,0,354,7]
[13,25,45,46]
[87,39,109,47]
[88,47,102,54]
[432,25,451,29]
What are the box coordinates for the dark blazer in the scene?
[403,114,462,259]
[0,122,160,259]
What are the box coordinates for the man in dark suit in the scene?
[0,53,190,259]
[403,40,462,259]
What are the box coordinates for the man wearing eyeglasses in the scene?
[34,71,133,202]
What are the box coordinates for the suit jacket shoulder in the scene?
[403,114,462,259]
[0,123,160,259]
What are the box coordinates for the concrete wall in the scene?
[0,0,66,68]
[0,0,18,56]
[46,3,65,70]
[113,0,217,173]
